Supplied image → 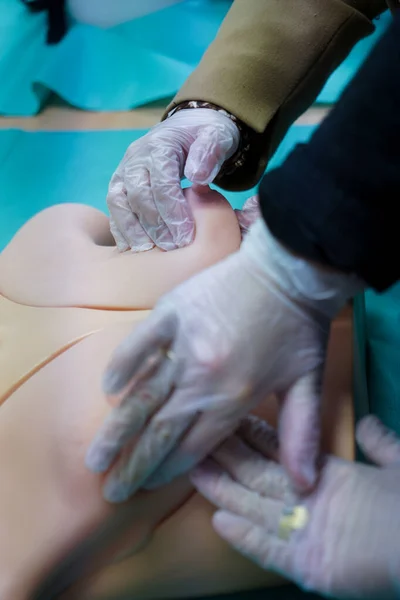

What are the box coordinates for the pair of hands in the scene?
[191,414,400,599]
[85,107,361,501]
[82,109,384,593]
[86,200,361,502]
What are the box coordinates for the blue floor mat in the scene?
[0,1,391,116]
[0,0,230,116]
[0,123,315,250]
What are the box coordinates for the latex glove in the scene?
[235,196,261,239]
[85,218,362,503]
[107,108,240,252]
[191,415,400,599]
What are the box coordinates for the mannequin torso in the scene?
[0,188,354,599]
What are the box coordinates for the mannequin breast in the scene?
[0,188,241,309]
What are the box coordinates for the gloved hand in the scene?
[191,415,400,599]
[85,218,362,503]
[107,108,240,252]
[235,196,261,239]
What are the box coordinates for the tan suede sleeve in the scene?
[163,0,388,190]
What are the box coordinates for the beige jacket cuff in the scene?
[163,0,386,190]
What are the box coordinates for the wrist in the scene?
[242,219,365,320]
[166,100,252,180]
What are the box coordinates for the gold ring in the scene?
[278,505,309,541]
[165,349,177,362]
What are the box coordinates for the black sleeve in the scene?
[259,12,400,292]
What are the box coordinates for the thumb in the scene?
[278,370,323,493]
[185,126,235,184]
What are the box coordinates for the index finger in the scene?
[86,353,181,474]
[151,151,195,249]
[103,308,177,395]
[103,407,196,503]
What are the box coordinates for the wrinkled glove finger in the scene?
[124,166,175,251]
[238,415,280,462]
[279,370,322,492]
[143,404,244,489]
[142,388,257,489]
[109,216,130,252]
[185,123,238,184]
[235,196,261,238]
[212,511,292,576]
[103,406,197,503]
[85,354,180,474]
[191,458,284,533]
[103,308,177,395]
[241,195,261,214]
[213,435,289,500]
[151,152,195,249]
[356,415,400,467]
[107,174,154,252]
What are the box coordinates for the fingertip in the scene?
[281,446,318,493]
[114,236,130,253]
[109,218,130,252]
[130,242,155,253]
[103,477,131,504]
[102,368,123,396]
[85,443,112,474]
[184,149,218,184]
[187,166,219,186]
[102,461,141,503]
[191,183,212,195]
[212,510,244,539]
[143,464,179,491]
[355,415,400,467]
[153,219,194,251]
[297,462,318,493]
[142,477,164,491]
[213,509,233,530]
[154,240,179,251]
[279,372,322,492]
[355,414,380,442]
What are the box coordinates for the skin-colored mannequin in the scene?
[0,188,354,599]
[0,187,241,309]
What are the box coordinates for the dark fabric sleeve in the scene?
[259,12,400,292]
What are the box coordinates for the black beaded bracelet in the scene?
[166,100,254,179]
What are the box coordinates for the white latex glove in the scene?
[85,218,362,503]
[107,108,240,252]
[191,415,400,599]
[235,195,261,239]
